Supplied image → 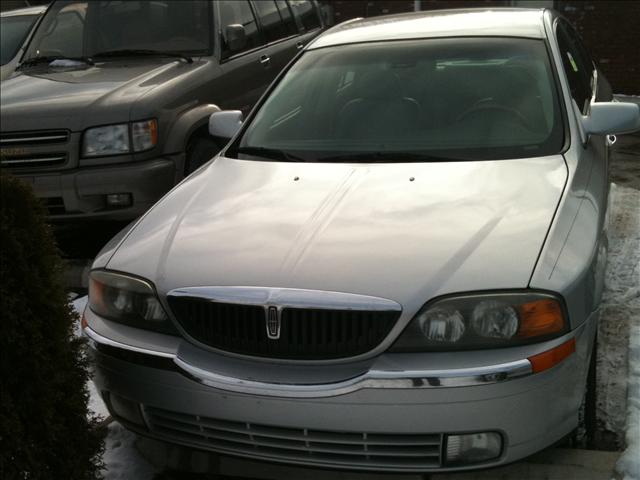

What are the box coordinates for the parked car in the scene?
[0,0,323,220]
[83,8,640,473]
[0,5,45,81]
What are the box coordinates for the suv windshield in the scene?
[236,38,564,162]
[1,14,40,65]
[24,0,211,62]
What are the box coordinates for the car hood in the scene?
[106,155,567,314]
[0,60,198,131]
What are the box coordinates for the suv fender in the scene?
[163,103,221,155]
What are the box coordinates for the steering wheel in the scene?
[456,101,534,131]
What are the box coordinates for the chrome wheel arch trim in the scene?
[85,326,532,398]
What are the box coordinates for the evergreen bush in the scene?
[0,173,104,480]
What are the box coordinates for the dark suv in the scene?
[0,0,323,220]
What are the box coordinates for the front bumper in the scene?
[85,310,597,473]
[14,156,181,221]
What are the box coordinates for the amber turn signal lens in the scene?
[528,338,576,373]
[517,299,564,338]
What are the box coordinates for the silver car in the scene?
[84,8,640,473]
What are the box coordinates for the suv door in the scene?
[250,0,302,73]
[216,0,269,115]
[289,0,323,46]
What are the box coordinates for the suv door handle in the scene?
[259,55,270,66]
[296,41,304,50]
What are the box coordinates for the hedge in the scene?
[0,172,104,480]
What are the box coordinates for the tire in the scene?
[574,336,598,448]
[184,136,220,176]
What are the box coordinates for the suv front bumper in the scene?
[14,155,181,221]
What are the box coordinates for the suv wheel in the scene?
[185,136,220,176]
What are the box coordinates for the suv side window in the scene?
[289,0,320,32]
[556,20,594,113]
[275,0,298,35]
[252,1,292,43]
[219,0,263,57]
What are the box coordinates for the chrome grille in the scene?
[144,406,443,469]
[0,130,69,146]
[0,153,67,168]
[167,297,399,360]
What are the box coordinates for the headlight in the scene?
[82,119,157,157]
[82,124,130,157]
[131,119,158,152]
[391,292,568,351]
[88,270,178,335]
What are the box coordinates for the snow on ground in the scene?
[72,296,159,479]
[73,295,110,419]
[616,320,640,480]
[605,185,640,479]
[597,184,640,460]
[101,423,157,480]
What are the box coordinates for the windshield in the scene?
[1,14,39,65]
[235,38,564,162]
[24,0,211,61]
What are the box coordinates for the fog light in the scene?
[445,432,502,465]
[108,393,145,426]
[106,193,132,208]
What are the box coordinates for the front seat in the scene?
[336,70,421,140]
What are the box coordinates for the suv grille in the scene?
[168,297,399,360]
[0,130,70,168]
[0,153,67,168]
[144,406,444,469]
[0,130,69,146]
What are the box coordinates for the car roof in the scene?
[1,5,47,17]
[308,8,549,50]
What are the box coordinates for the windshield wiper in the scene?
[17,55,94,70]
[235,146,306,162]
[92,49,193,63]
[318,152,465,163]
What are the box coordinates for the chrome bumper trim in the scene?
[85,327,532,398]
[84,326,175,358]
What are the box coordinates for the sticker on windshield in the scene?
[567,52,579,72]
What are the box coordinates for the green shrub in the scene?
[0,173,104,480]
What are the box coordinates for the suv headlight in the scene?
[82,124,130,157]
[390,292,568,351]
[88,270,177,335]
[82,119,157,157]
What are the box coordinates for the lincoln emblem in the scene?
[266,306,281,340]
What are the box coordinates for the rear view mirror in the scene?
[225,24,247,53]
[582,102,640,136]
[209,110,243,141]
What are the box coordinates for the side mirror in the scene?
[582,102,640,136]
[225,24,247,53]
[209,110,243,141]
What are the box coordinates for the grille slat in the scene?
[168,297,399,360]
[145,406,443,469]
[0,154,67,168]
[0,130,69,146]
